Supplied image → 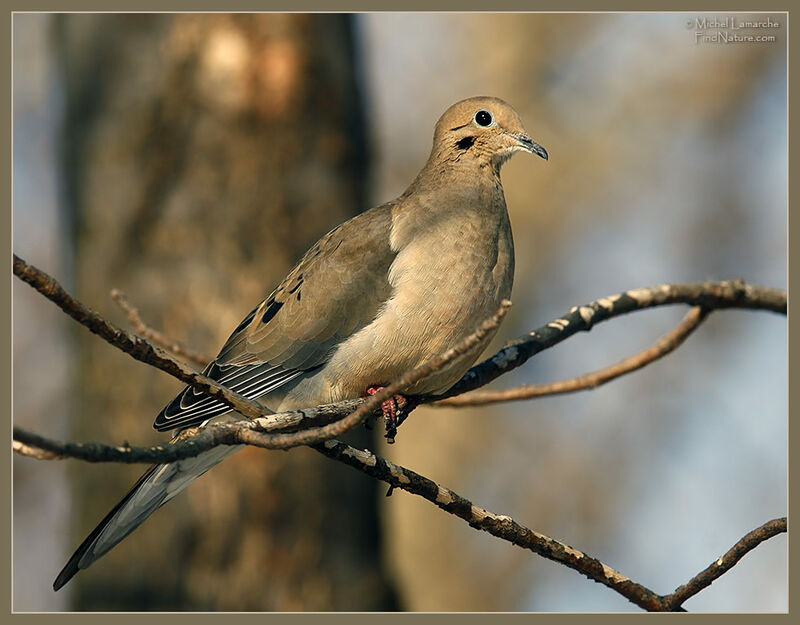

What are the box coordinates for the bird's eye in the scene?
[474,110,493,127]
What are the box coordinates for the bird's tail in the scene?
[53,443,242,591]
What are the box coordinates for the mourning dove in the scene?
[54,96,548,590]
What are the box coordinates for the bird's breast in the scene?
[321,206,514,399]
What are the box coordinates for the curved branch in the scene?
[436,280,785,401]
[11,423,784,611]
[231,299,511,449]
[7,423,676,611]
[12,256,786,610]
[663,517,787,610]
[437,306,709,406]
[13,399,376,463]
[14,254,786,428]
[14,252,510,449]
[318,442,785,612]
[12,302,512,457]
[13,254,274,422]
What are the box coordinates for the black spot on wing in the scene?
[260,299,283,325]
[456,136,475,150]
[230,307,257,335]
[287,275,303,294]
[213,305,261,363]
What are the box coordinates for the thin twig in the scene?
[435,280,785,402]
[437,306,709,406]
[15,254,787,430]
[662,517,787,610]
[13,254,788,451]
[13,439,63,460]
[12,397,365,463]
[13,254,271,422]
[219,300,511,449]
[12,257,787,610]
[11,401,373,464]
[110,288,210,367]
[11,299,510,458]
[11,423,784,611]
[14,253,510,449]
[6,423,674,610]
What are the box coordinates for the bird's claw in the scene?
[365,386,408,443]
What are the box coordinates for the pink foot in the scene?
[365,386,408,443]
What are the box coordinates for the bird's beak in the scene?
[509,132,548,160]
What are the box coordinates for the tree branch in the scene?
[437,306,709,406]
[662,517,787,610]
[110,288,211,367]
[13,253,510,449]
[13,254,274,422]
[13,439,64,460]
[13,254,786,610]
[13,254,786,449]
[12,295,511,457]
[11,422,786,611]
[14,254,786,427]
[435,280,785,401]
[231,299,510,449]
[317,442,786,612]
[315,438,672,611]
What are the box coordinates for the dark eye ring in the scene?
[474,110,493,127]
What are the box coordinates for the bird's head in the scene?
[432,96,548,170]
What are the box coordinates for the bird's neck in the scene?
[404,156,504,203]
[388,161,509,255]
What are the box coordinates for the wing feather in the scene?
[152,204,396,432]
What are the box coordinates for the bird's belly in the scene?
[265,289,503,412]
[267,225,513,412]
[328,260,507,398]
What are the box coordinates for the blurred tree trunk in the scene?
[56,13,398,611]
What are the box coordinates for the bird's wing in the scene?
[54,204,398,591]
[152,204,396,432]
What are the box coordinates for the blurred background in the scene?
[13,13,786,612]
